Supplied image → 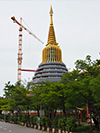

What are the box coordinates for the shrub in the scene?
[45,117,52,128]
[6,114,9,121]
[0,114,4,119]
[21,114,29,124]
[30,115,37,126]
[65,117,77,132]
[58,117,67,131]
[52,116,59,129]
[40,116,46,127]
[33,116,37,125]
[13,114,19,123]
[7,114,12,122]
[19,114,23,122]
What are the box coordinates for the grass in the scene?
[76,125,90,133]
[76,124,100,133]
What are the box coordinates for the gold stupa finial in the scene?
[46,6,58,46]
[50,6,53,25]
[50,6,53,14]
[41,7,63,63]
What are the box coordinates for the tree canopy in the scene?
[1,55,100,131]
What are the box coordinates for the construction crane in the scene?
[11,16,43,81]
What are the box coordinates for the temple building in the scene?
[32,7,68,84]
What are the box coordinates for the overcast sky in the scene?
[0,0,100,96]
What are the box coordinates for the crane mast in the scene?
[18,18,22,81]
[11,16,43,81]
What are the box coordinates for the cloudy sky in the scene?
[0,0,100,96]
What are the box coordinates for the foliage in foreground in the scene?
[0,55,100,132]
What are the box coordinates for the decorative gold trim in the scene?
[41,7,63,64]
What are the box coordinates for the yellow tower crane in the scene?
[11,16,44,81]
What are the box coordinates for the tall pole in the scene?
[17,17,22,81]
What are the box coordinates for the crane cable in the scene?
[22,18,32,77]
[22,18,33,32]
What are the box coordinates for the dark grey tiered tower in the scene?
[32,7,68,84]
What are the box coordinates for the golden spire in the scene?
[41,6,63,64]
[50,6,53,25]
[46,6,58,46]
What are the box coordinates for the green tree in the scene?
[3,81,33,115]
[61,55,100,132]
[31,84,43,117]
[41,81,71,118]
[61,70,86,125]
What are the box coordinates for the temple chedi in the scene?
[32,7,68,84]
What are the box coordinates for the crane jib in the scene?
[11,16,44,44]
